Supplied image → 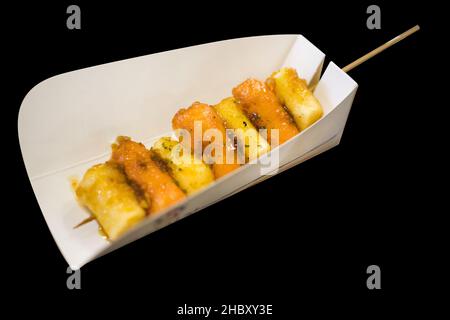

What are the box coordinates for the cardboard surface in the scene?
[18,35,357,269]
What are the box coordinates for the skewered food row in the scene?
[75,67,324,239]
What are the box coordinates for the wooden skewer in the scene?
[343,25,420,72]
[310,25,420,91]
[73,216,95,229]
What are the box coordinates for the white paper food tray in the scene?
[18,34,358,269]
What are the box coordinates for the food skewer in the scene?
[73,25,420,233]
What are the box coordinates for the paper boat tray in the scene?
[18,34,358,269]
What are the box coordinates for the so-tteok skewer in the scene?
[74,26,420,239]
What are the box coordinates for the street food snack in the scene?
[75,162,146,240]
[74,68,323,239]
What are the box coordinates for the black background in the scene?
[3,1,441,317]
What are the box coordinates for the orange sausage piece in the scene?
[172,102,240,179]
[232,79,299,145]
[111,137,185,214]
